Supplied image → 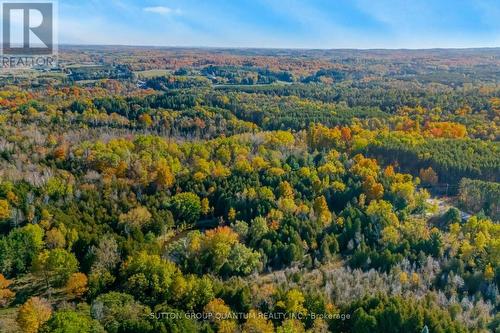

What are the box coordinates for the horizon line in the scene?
[56,43,500,52]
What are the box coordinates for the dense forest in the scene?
[0,47,499,333]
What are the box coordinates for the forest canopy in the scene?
[0,47,499,333]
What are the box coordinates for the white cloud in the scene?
[143,6,179,16]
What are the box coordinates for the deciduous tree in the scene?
[0,273,15,307]
[17,297,52,333]
[65,273,88,299]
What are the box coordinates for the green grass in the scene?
[134,69,172,78]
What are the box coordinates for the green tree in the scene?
[33,249,79,287]
[0,224,44,276]
[40,309,105,333]
[121,252,181,304]
[171,192,202,225]
[225,243,261,276]
[91,292,150,333]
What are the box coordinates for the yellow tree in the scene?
[484,264,494,281]
[204,298,236,333]
[155,159,175,189]
[16,297,52,333]
[362,176,384,201]
[366,200,399,229]
[228,208,237,222]
[138,113,153,128]
[351,154,380,179]
[384,165,395,178]
[282,289,307,315]
[313,196,332,226]
[45,228,66,249]
[0,274,15,307]
[201,198,211,216]
[119,206,152,234]
[278,181,294,199]
[65,272,88,299]
[242,310,274,333]
[491,97,500,118]
[0,199,11,220]
[277,319,306,333]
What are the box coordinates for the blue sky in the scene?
[58,0,500,49]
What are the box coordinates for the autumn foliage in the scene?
[0,274,15,307]
[16,297,52,333]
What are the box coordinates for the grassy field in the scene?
[134,69,172,78]
[0,69,66,82]
[0,274,69,332]
[0,307,20,333]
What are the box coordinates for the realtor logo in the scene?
[1,1,55,55]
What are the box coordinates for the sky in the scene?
[57,0,500,49]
